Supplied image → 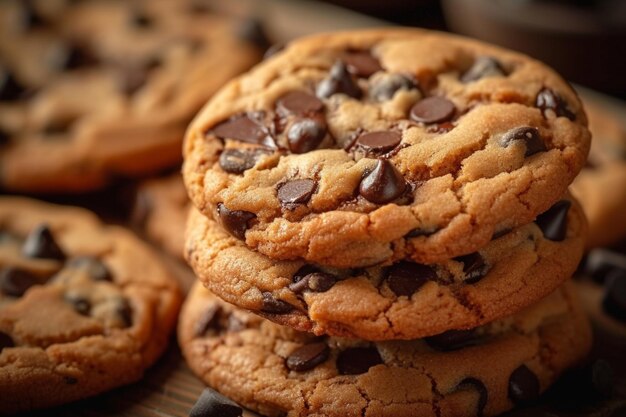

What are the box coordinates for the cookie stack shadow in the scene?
[178,29,594,417]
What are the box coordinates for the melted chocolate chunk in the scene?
[535,200,571,242]
[277,179,316,207]
[500,126,546,157]
[67,296,91,316]
[359,159,407,204]
[0,332,14,352]
[129,9,153,27]
[456,378,488,417]
[236,18,270,50]
[316,61,362,99]
[287,117,327,154]
[584,248,626,284]
[22,224,66,260]
[286,342,330,372]
[603,268,626,321]
[216,203,256,240]
[461,56,505,83]
[385,261,435,297]
[194,304,222,337]
[536,88,576,120]
[508,365,540,404]
[117,299,133,328]
[336,347,383,375]
[453,252,489,284]
[0,127,10,145]
[59,44,98,70]
[289,271,336,294]
[425,329,479,351]
[277,91,324,116]
[342,52,382,78]
[212,115,275,148]
[0,68,25,102]
[370,73,416,102]
[355,131,401,154]
[219,148,266,174]
[189,387,243,417]
[67,257,112,282]
[0,267,37,297]
[261,292,293,314]
[20,0,47,29]
[410,96,456,124]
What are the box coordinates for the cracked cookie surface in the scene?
[183,28,590,268]
[0,197,181,413]
[0,0,263,192]
[179,282,591,417]
[185,195,586,340]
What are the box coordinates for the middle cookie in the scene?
[185,196,586,341]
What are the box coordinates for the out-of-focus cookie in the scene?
[179,282,591,417]
[185,195,587,340]
[0,0,264,192]
[0,197,181,413]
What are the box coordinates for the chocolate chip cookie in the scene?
[0,0,264,192]
[179,282,591,417]
[571,100,626,249]
[133,173,189,259]
[185,195,586,340]
[182,28,591,268]
[0,197,181,413]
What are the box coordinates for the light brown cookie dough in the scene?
[185,195,587,340]
[183,28,591,268]
[132,173,189,259]
[179,282,591,417]
[0,197,181,413]
[0,0,264,192]
[571,100,626,249]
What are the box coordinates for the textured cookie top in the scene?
[183,28,591,267]
[0,0,263,192]
[179,282,591,417]
[0,197,181,413]
[185,195,587,340]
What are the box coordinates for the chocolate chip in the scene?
[286,342,330,372]
[405,227,438,238]
[216,203,256,240]
[425,329,479,351]
[316,61,362,99]
[64,376,78,385]
[410,96,456,124]
[129,9,153,27]
[536,88,575,120]
[508,365,540,404]
[585,249,626,284]
[67,296,91,316]
[455,378,488,417]
[342,52,382,78]
[0,127,10,145]
[189,387,243,417]
[261,292,293,314]
[385,261,435,297]
[277,179,316,207]
[59,44,98,70]
[370,73,416,102]
[219,149,266,174]
[212,115,274,148]
[359,159,407,204]
[590,359,614,398]
[264,43,285,60]
[500,126,546,157]
[19,0,46,29]
[454,252,489,284]
[0,268,37,297]
[289,271,336,294]
[236,18,270,50]
[355,131,401,154]
[67,257,112,282]
[0,67,25,102]
[535,200,571,242]
[336,347,383,375]
[461,56,505,83]
[0,332,14,352]
[603,268,626,321]
[117,299,133,328]
[277,91,324,116]
[22,224,65,260]
[194,305,222,337]
[287,117,327,154]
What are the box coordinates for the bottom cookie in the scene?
[179,281,591,417]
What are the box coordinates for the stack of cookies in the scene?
[180,29,594,416]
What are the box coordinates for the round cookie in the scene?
[182,28,591,268]
[185,195,587,340]
[132,173,189,259]
[179,282,591,417]
[0,0,264,192]
[0,197,181,413]
[571,100,626,249]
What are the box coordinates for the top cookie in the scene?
[0,0,263,192]
[183,28,591,268]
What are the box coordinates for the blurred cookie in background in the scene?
[0,0,266,193]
